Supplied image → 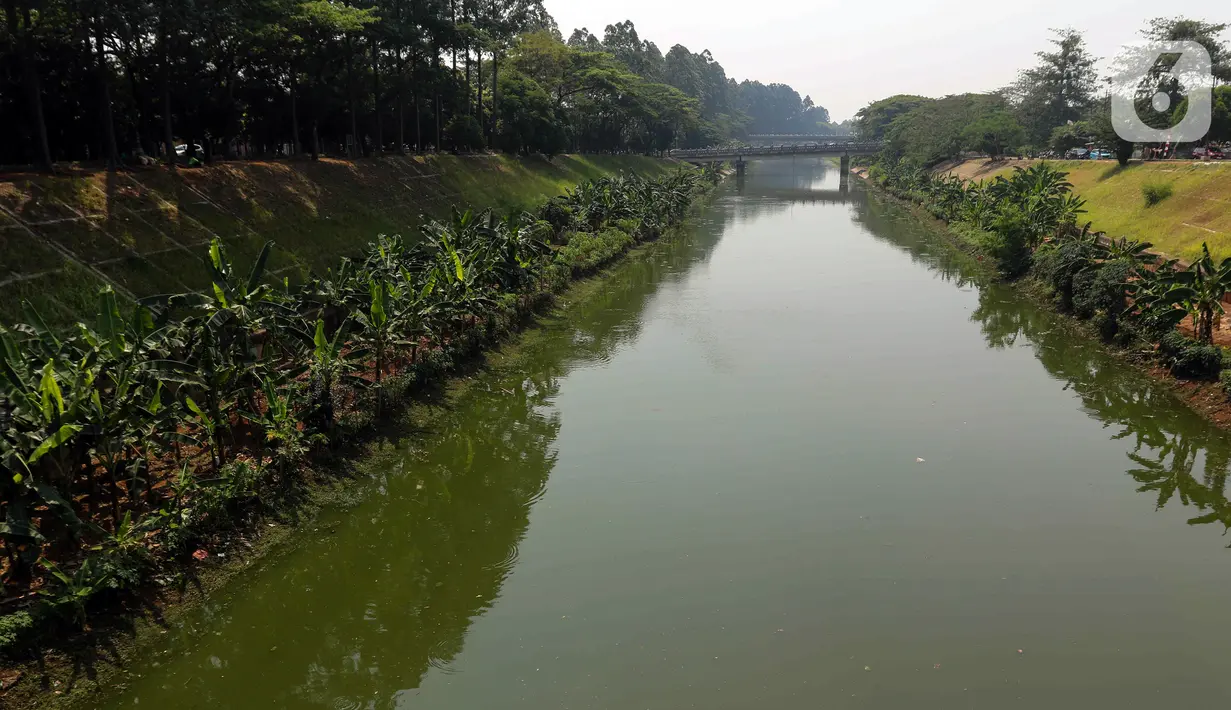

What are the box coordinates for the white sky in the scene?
[544,0,1227,121]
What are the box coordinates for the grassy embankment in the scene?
[0,154,674,326]
[941,158,1231,262]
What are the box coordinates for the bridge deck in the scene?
[669,141,883,160]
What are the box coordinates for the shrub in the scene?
[978,205,1034,277]
[541,262,571,292]
[950,221,992,250]
[1160,332,1223,380]
[1221,369,1231,398]
[1134,307,1182,341]
[1158,330,1190,360]
[1142,181,1174,207]
[555,229,634,277]
[1172,344,1222,380]
[616,218,642,241]
[1034,239,1101,313]
[1076,260,1135,340]
[538,199,573,240]
[1071,267,1101,319]
[0,611,35,656]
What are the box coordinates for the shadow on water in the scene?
[858,192,1231,544]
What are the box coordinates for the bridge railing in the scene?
[667,141,884,159]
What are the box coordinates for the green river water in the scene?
[105,159,1231,709]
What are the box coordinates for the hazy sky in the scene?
[544,0,1226,120]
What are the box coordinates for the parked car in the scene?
[1092,149,1114,159]
[1209,147,1226,159]
[174,143,204,157]
[1065,148,1089,160]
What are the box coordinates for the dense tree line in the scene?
[857,16,1230,168]
[0,2,835,169]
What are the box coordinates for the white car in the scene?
[175,143,203,157]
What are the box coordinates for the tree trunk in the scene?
[160,0,174,169]
[491,50,499,141]
[413,52,422,152]
[346,34,358,157]
[434,49,442,151]
[371,34,382,156]
[395,0,405,154]
[4,1,52,171]
[449,0,456,72]
[396,46,406,154]
[222,72,236,159]
[311,119,320,161]
[476,50,483,138]
[93,6,119,171]
[123,52,152,158]
[290,74,301,156]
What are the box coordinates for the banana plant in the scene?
[307,318,354,436]
[488,212,549,291]
[353,278,397,415]
[243,376,307,480]
[1104,236,1157,265]
[38,557,114,626]
[1155,244,1231,343]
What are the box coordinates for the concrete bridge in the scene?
[746,134,855,144]
[668,140,883,175]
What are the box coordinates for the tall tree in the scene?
[1143,16,1230,82]
[93,4,119,168]
[1008,28,1099,146]
[2,0,52,170]
[855,94,932,140]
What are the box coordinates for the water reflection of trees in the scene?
[278,204,728,709]
[855,196,980,291]
[863,194,1231,544]
[115,213,726,710]
[972,285,1231,540]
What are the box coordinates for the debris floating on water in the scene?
[916,458,926,463]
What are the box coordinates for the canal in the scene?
[107,159,1231,708]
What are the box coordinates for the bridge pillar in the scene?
[735,158,746,177]
[840,153,851,173]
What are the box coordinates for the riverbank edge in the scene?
[0,175,728,710]
[858,174,1231,431]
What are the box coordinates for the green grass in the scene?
[0,154,677,324]
[1142,180,1174,207]
[1056,161,1231,262]
[948,159,1231,262]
